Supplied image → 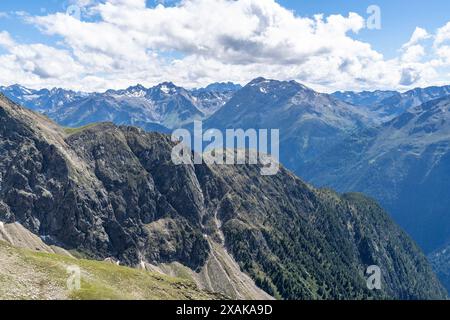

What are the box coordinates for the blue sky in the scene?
[299,1,450,58]
[0,0,449,91]
[280,0,450,58]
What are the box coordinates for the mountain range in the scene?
[203,78,450,253]
[302,95,450,252]
[0,82,241,132]
[203,77,374,172]
[206,80,450,295]
[332,85,450,121]
[2,78,450,296]
[0,93,446,299]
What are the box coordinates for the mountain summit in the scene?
[205,78,373,172]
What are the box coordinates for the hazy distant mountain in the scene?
[332,90,398,110]
[0,82,239,130]
[0,93,446,300]
[191,82,242,115]
[204,77,375,171]
[332,85,450,120]
[430,244,450,293]
[302,96,450,254]
[193,82,242,94]
[0,84,89,114]
[100,82,206,129]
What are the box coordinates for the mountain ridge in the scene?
[203,77,376,173]
[0,81,242,131]
[332,85,450,120]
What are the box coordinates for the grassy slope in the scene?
[0,241,221,300]
[63,123,101,136]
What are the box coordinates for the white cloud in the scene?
[0,0,449,92]
[403,27,430,48]
[0,31,15,47]
[435,22,450,46]
[401,44,426,62]
[0,31,85,89]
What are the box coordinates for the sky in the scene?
[0,0,449,92]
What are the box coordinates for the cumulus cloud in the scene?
[435,22,450,46]
[0,31,15,47]
[403,27,430,48]
[0,0,449,92]
[402,45,426,62]
[0,31,85,88]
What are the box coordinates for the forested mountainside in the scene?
[301,96,450,255]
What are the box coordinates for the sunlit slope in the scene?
[0,241,222,300]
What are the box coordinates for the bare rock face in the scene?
[0,93,447,300]
[0,96,209,269]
